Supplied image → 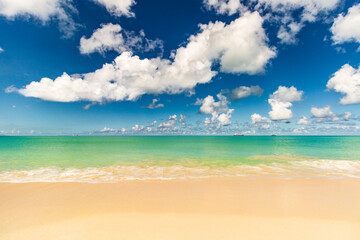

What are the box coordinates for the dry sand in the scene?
[1,178,360,239]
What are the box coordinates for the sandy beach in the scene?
[1,178,360,239]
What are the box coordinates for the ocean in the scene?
[0,136,360,182]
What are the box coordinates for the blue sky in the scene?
[1,0,360,135]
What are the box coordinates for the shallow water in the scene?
[1,136,360,182]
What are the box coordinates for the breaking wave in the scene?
[1,159,360,183]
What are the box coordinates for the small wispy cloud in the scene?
[141,99,164,109]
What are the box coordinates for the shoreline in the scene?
[1,178,360,239]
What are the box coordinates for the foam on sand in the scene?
[1,158,360,182]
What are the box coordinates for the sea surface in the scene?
[1,136,360,182]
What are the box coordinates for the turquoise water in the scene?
[0,136,360,182]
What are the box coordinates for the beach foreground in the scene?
[1,178,360,240]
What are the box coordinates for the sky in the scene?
[1,0,360,135]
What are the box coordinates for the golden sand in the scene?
[1,178,360,239]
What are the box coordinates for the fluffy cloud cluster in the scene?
[79,23,163,55]
[132,124,144,132]
[0,0,69,21]
[0,0,77,37]
[158,115,178,129]
[229,85,263,100]
[0,0,136,37]
[203,0,245,15]
[268,86,303,121]
[310,106,353,123]
[251,113,271,129]
[331,3,360,47]
[197,93,234,127]
[204,0,340,44]
[263,0,340,44]
[311,105,334,118]
[100,126,126,134]
[80,23,124,55]
[12,12,275,103]
[327,64,360,105]
[256,0,340,21]
[204,0,340,19]
[92,0,135,17]
[277,21,303,44]
[311,105,339,122]
[297,116,311,125]
[129,115,187,134]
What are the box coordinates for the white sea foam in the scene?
[1,159,360,183]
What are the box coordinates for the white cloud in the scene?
[0,0,77,38]
[204,0,340,44]
[344,112,352,120]
[258,0,340,44]
[92,0,135,17]
[179,114,186,123]
[12,12,276,103]
[327,64,360,105]
[80,23,124,55]
[251,113,271,129]
[311,106,335,118]
[158,115,178,129]
[0,47,3,52]
[277,21,303,44]
[79,23,163,55]
[197,93,234,127]
[229,85,263,100]
[297,116,311,125]
[100,126,126,134]
[254,0,340,22]
[268,86,303,121]
[132,124,144,132]
[331,3,360,47]
[141,99,164,109]
[310,106,355,123]
[203,0,246,15]
[310,105,340,122]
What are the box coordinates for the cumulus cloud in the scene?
[229,85,263,100]
[92,0,135,17]
[158,115,178,129]
[297,116,311,125]
[268,86,303,121]
[204,0,340,44]
[311,105,335,118]
[79,23,163,55]
[11,12,275,103]
[0,0,77,38]
[310,105,340,122]
[277,21,303,44]
[80,23,124,55]
[132,124,144,133]
[251,113,271,129]
[203,0,246,15]
[197,93,234,127]
[331,3,360,47]
[310,106,355,123]
[255,0,340,22]
[0,47,3,52]
[327,64,360,105]
[100,126,127,134]
[141,99,164,109]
